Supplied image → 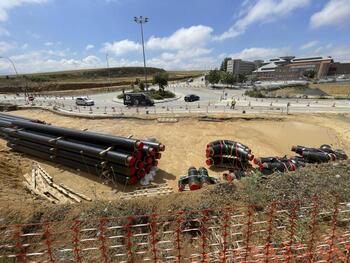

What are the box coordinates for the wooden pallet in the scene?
[22,164,92,204]
[121,184,174,199]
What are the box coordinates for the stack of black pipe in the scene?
[206,140,254,169]
[291,144,347,163]
[254,144,348,175]
[0,113,165,185]
[253,156,306,175]
[178,167,218,191]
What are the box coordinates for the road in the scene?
[1,77,350,115]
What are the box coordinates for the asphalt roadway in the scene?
[1,77,350,114]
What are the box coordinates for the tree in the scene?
[303,70,316,79]
[220,57,231,71]
[207,69,221,84]
[153,72,168,92]
[237,74,247,83]
[221,72,235,85]
[139,82,145,91]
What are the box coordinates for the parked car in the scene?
[27,95,35,102]
[75,97,94,106]
[184,94,200,102]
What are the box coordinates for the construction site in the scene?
[0,107,349,261]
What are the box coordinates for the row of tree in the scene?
[134,72,169,91]
[206,69,247,85]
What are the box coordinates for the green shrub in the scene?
[244,89,266,98]
[149,90,175,100]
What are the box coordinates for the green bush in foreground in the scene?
[117,89,175,100]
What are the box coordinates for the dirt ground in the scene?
[0,110,349,213]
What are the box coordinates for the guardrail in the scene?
[1,198,349,262]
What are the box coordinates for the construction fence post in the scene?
[125,216,135,263]
[264,201,277,262]
[176,211,183,263]
[72,220,82,263]
[150,213,158,263]
[326,198,340,262]
[306,197,319,262]
[221,208,230,263]
[98,218,109,263]
[244,205,254,262]
[201,210,209,262]
[44,223,55,263]
[15,225,27,263]
[285,200,300,263]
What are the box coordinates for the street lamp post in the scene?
[0,56,27,100]
[134,16,149,91]
[106,53,112,89]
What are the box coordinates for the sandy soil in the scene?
[1,110,349,206]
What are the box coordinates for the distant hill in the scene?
[0,67,204,93]
[18,67,166,82]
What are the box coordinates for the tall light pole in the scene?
[106,53,112,88]
[0,56,27,99]
[134,16,149,91]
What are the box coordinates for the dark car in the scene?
[123,93,154,106]
[184,94,200,102]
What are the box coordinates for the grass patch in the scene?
[244,88,266,98]
[117,89,176,100]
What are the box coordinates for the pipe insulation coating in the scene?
[0,113,165,185]
[9,119,143,151]
[1,127,135,167]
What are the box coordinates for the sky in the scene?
[0,0,349,74]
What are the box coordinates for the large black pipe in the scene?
[9,143,132,183]
[0,113,43,123]
[9,142,105,174]
[9,119,143,151]
[1,128,136,167]
[8,137,139,177]
[207,140,251,153]
[8,137,54,153]
[8,137,110,168]
[66,138,140,158]
[142,141,165,152]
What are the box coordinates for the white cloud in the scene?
[101,39,141,56]
[85,44,95,50]
[44,41,53,46]
[331,45,350,62]
[147,25,213,50]
[215,0,311,41]
[0,0,48,21]
[301,40,319,50]
[310,0,350,28]
[0,41,14,53]
[229,47,290,60]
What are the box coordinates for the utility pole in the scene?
[134,16,149,91]
[0,56,27,100]
[106,53,112,89]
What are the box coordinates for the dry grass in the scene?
[310,83,350,96]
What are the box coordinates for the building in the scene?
[226,59,257,76]
[253,56,334,80]
[328,62,350,76]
